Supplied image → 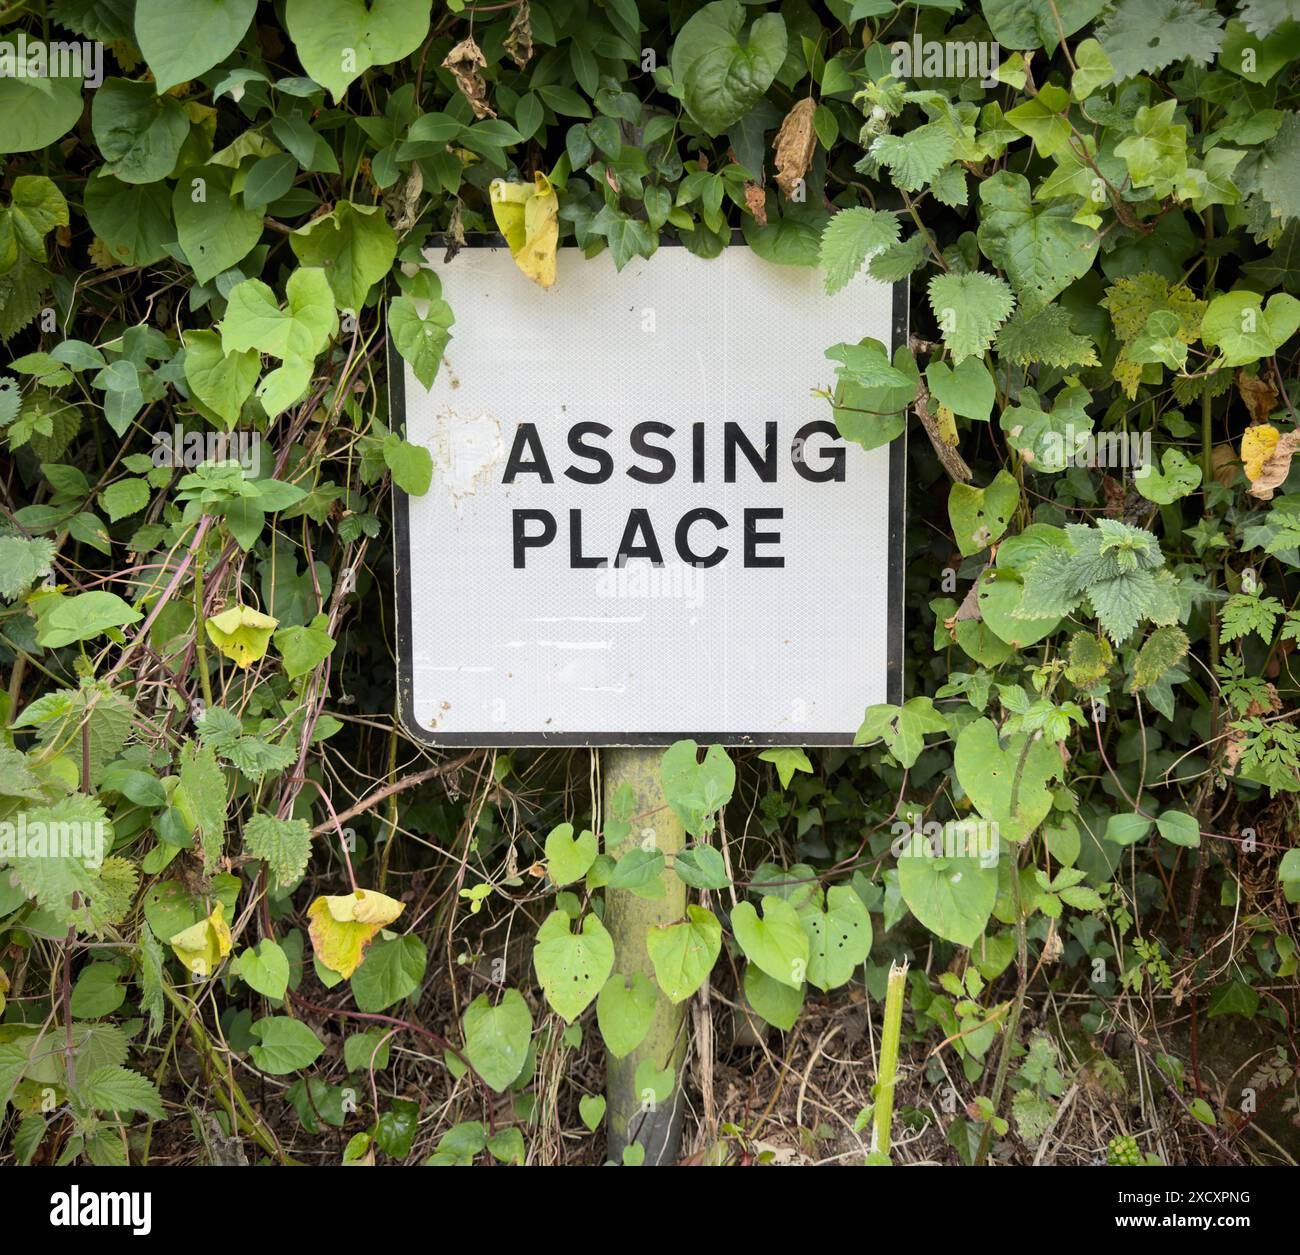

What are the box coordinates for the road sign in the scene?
[391,241,905,746]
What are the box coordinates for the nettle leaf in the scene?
[645,905,722,1003]
[819,207,901,295]
[597,972,658,1057]
[80,1066,164,1121]
[976,172,1098,312]
[928,272,1016,363]
[136,0,258,93]
[290,201,397,311]
[994,304,1099,368]
[949,470,1019,557]
[244,813,313,890]
[533,910,614,1022]
[462,989,532,1092]
[731,895,809,989]
[1097,0,1226,81]
[670,0,788,135]
[854,697,947,768]
[869,123,956,193]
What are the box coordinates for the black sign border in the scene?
[390,236,908,747]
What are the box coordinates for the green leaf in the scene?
[383,432,433,495]
[854,697,947,768]
[80,1065,164,1120]
[290,201,397,312]
[173,166,264,285]
[462,989,532,1092]
[671,0,788,135]
[235,939,290,1000]
[91,78,191,184]
[1096,0,1225,81]
[1000,380,1093,473]
[579,1094,606,1132]
[352,934,427,1012]
[800,886,872,991]
[672,845,731,890]
[731,895,808,989]
[274,615,336,679]
[389,292,454,390]
[0,75,84,155]
[1200,291,1300,367]
[928,271,1016,363]
[926,357,996,422]
[3,176,70,264]
[136,0,258,92]
[38,591,142,647]
[533,911,614,1021]
[1206,980,1259,1021]
[819,208,901,295]
[869,123,956,193]
[248,1015,325,1074]
[1131,625,1189,692]
[660,740,735,837]
[742,963,804,1030]
[982,0,1105,53]
[994,304,1100,369]
[949,471,1019,557]
[243,814,312,888]
[222,267,338,361]
[633,1059,674,1105]
[644,905,722,1003]
[597,971,658,1057]
[545,822,598,886]
[897,851,998,947]
[1156,809,1201,848]
[84,173,175,267]
[284,0,431,101]
[1106,812,1152,845]
[70,963,127,1018]
[954,716,1062,842]
[976,172,1099,312]
[757,747,813,789]
[182,330,259,427]
[1133,448,1202,505]
[99,478,150,523]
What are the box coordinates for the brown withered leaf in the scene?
[773,98,816,199]
[383,162,423,234]
[504,1,534,69]
[442,37,496,119]
[1246,427,1300,500]
[1236,369,1278,425]
[1224,683,1281,774]
[744,183,767,225]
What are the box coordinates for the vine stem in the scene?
[193,528,214,711]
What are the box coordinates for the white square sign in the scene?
[392,243,905,746]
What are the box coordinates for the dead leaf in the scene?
[504,0,534,69]
[1236,369,1278,425]
[773,98,816,199]
[1224,683,1281,774]
[744,183,767,226]
[1243,424,1300,499]
[382,163,423,234]
[442,37,496,119]
[1212,442,1238,486]
[443,199,466,264]
[489,172,558,288]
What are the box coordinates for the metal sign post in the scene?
[391,240,905,1163]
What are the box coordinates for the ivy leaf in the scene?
[644,905,722,1003]
[290,201,398,311]
[462,989,532,1092]
[731,895,809,989]
[1096,0,1226,81]
[136,0,258,92]
[284,0,431,101]
[854,697,947,768]
[670,0,788,135]
[976,172,1099,312]
[928,271,1016,363]
[819,207,900,295]
[757,746,813,788]
[533,911,614,1022]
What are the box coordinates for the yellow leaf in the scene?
[205,604,279,669]
[307,888,405,978]
[168,901,233,977]
[489,172,558,288]
[1241,424,1279,481]
[0,965,8,1017]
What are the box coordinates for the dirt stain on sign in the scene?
[431,405,504,514]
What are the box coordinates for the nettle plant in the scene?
[0,0,1297,1166]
